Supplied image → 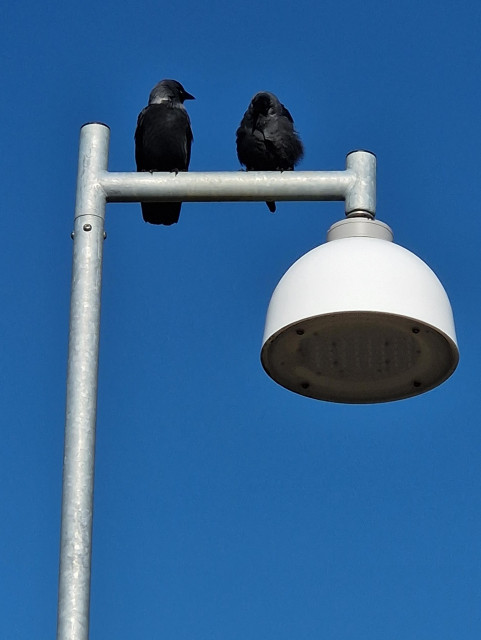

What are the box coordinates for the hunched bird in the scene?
[236,91,304,212]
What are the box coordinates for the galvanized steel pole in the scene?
[57,123,109,640]
[57,122,376,640]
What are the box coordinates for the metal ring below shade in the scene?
[261,218,459,403]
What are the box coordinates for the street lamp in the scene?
[57,122,458,640]
[261,216,458,403]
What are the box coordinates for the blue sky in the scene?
[2,1,481,638]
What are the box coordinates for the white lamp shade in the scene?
[261,219,459,403]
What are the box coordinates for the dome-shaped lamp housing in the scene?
[261,218,459,403]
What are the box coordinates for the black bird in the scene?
[135,79,194,225]
[236,91,304,212]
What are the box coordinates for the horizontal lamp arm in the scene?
[79,122,376,218]
[101,170,355,203]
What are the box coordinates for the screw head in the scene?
[83,223,92,232]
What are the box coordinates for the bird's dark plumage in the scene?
[236,91,304,212]
[135,79,194,225]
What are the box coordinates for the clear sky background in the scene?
[2,1,481,638]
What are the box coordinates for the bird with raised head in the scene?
[135,79,194,225]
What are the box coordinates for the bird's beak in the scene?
[183,91,195,100]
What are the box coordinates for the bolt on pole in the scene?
[57,122,376,640]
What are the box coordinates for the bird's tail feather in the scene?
[141,202,181,225]
[266,201,276,213]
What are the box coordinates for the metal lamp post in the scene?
[57,122,457,639]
